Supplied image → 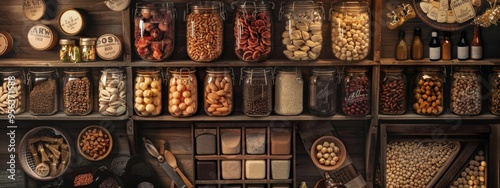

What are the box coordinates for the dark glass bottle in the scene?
[429,31,441,61]
[441,32,451,61]
[395,31,408,60]
[411,27,424,60]
[471,25,483,60]
[457,31,469,60]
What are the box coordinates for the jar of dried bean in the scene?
[99,68,126,116]
[451,66,481,115]
[168,68,198,117]
[63,68,92,115]
[341,67,370,116]
[232,0,274,62]
[185,1,225,62]
[80,38,96,62]
[330,1,370,61]
[413,66,445,115]
[134,2,175,61]
[380,67,406,115]
[204,68,233,116]
[275,68,303,115]
[134,68,162,116]
[28,68,58,115]
[489,67,500,115]
[242,67,273,116]
[309,68,337,116]
[279,1,324,61]
[0,69,26,115]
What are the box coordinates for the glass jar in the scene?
[134,68,162,116]
[242,67,273,116]
[279,1,324,61]
[341,67,370,116]
[28,68,58,115]
[413,66,445,115]
[232,0,274,62]
[275,68,303,115]
[0,69,26,115]
[380,67,406,115]
[204,68,233,116]
[99,68,126,116]
[134,2,176,61]
[451,66,481,115]
[80,38,96,62]
[489,67,500,115]
[168,68,198,117]
[309,68,337,116]
[185,1,225,62]
[59,39,80,63]
[330,1,370,61]
[62,68,92,115]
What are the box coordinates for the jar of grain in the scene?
[275,68,303,115]
[380,67,406,115]
[62,68,92,115]
[341,67,370,116]
[451,66,481,115]
[134,68,162,116]
[185,1,225,62]
[413,66,445,115]
[28,68,58,115]
[241,67,273,116]
[168,68,198,117]
[309,68,337,116]
[0,69,26,115]
[204,68,233,116]
[489,67,500,115]
[99,68,126,116]
[279,1,324,61]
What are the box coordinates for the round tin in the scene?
[0,31,13,56]
[96,34,123,60]
[27,24,58,51]
[23,0,46,21]
[58,9,86,36]
[104,0,131,11]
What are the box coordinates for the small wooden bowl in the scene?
[310,136,347,171]
[77,125,113,161]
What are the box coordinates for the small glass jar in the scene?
[451,66,481,115]
[204,68,233,116]
[275,68,303,115]
[99,68,126,116]
[279,1,324,61]
[380,67,406,115]
[489,67,500,115]
[62,68,92,115]
[134,68,162,116]
[59,39,80,63]
[309,68,337,116]
[28,68,58,115]
[168,68,198,117]
[0,69,26,115]
[413,66,445,115]
[80,38,96,62]
[341,67,370,116]
[242,67,273,116]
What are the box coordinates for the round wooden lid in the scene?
[96,34,123,60]
[0,31,14,56]
[27,24,58,51]
[23,0,46,21]
[104,0,131,11]
[59,9,86,36]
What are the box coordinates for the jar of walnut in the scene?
[490,67,500,115]
[413,67,444,115]
[380,67,406,115]
[63,68,93,115]
[204,68,232,116]
[451,66,482,115]
[134,68,162,117]
[168,68,198,117]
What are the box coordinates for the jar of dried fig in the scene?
[204,68,233,116]
[309,68,337,116]
[134,68,163,116]
[380,67,406,115]
[232,0,274,62]
[489,67,500,115]
[0,68,26,115]
[63,68,92,115]
[168,68,198,117]
[99,68,126,116]
[28,68,58,115]
[413,66,445,115]
[275,68,303,115]
[451,66,482,115]
[341,67,370,116]
[241,67,273,116]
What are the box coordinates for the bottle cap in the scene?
[431,31,437,37]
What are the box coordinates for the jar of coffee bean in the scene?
[490,67,500,115]
[309,68,338,116]
[134,68,162,116]
[380,67,406,115]
[28,68,58,115]
[0,69,26,115]
[242,67,273,116]
[275,68,303,115]
[451,66,482,115]
[204,68,232,116]
[168,68,197,117]
[99,68,126,116]
[413,66,444,115]
[341,67,370,116]
[63,68,93,115]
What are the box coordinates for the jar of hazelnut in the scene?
[0,69,26,115]
[134,68,163,116]
[451,66,482,115]
[28,68,58,115]
[204,68,233,116]
[341,67,370,116]
[380,67,406,115]
[489,67,500,115]
[413,66,445,115]
[62,68,92,115]
[168,68,198,117]
[309,68,338,116]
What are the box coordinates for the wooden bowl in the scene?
[310,136,347,171]
[77,125,113,161]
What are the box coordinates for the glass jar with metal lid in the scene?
[341,67,370,116]
[451,66,481,115]
[309,68,337,116]
[380,67,406,115]
[28,68,58,115]
[241,67,273,116]
[413,66,445,115]
[0,68,26,115]
[275,67,303,115]
[134,68,163,116]
[279,1,324,61]
[62,68,92,115]
[168,68,198,117]
[59,39,80,63]
[99,68,126,116]
[80,38,96,62]
[489,67,500,115]
[204,68,233,116]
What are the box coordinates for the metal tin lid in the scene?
[0,31,14,56]
[80,38,96,45]
[59,9,86,36]
[59,39,75,45]
[23,0,46,21]
[27,24,58,51]
[332,1,369,13]
[96,34,123,60]
[104,0,131,11]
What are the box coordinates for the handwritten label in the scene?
[450,0,476,23]
[23,0,45,20]
[59,9,84,35]
[345,89,368,105]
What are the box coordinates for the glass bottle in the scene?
[380,67,406,115]
[275,68,303,115]
[471,25,483,60]
[134,68,162,117]
[341,67,370,116]
[99,68,126,116]
[429,31,441,61]
[62,68,92,115]
[457,31,469,60]
[450,66,481,115]
[441,32,451,60]
[0,69,26,115]
[489,67,500,115]
[411,27,423,60]
[395,31,408,60]
[241,67,273,116]
[309,68,337,116]
[28,68,58,115]
[413,66,445,115]
[80,38,96,62]
[204,68,233,116]
[168,68,198,117]
[59,39,80,63]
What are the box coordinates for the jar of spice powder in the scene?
[274,68,303,115]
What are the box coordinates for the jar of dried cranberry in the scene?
[341,67,370,116]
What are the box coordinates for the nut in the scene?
[204,72,232,116]
[168,72,197,117]
[282,11,323,60]
[413,76,443,115]
[314,142,340,167]
[380,78,406,114]
[99,70,126,116]
[331,12,370,60]
[134,74,162,116]
[342,74,370,116]
[234,11,272,62]
[186,12,223,62]
[80,127,111,160]
[451,71,481,115]
[490,71,500,115]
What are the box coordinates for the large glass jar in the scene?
[0,69,26,115]
[275,68,303,115]
[380,67,406,115]
[99,68,126,116]
[279,1,324,61]
[186,1,225,62]
[80,38,96,62]
[28,68,58,115]
[490,67,500,115]
[242,67,273,116]
[330,1,370,61]
[451,66,481,115]
[168,68,198,117]
[62,68,92,115]
[341,67,370,116]
[134,2,175,61]
[232,1,274,62]
[309,68,337,116]
[204,68,233,116]
[134,68,162,116]
[413,66,444,115]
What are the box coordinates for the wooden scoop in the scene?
[164,150,193,188]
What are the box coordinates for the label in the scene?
[59,9,84,35]
[427,7,439,20]
[420,2,433,13]
[23,0,46,21]
[345,89,368,105]
[429,47,441,60]
[471,46,482,59]
[437,10,447,23]
[27,24,58,51]
[439,0,449,10]
[447,10,457,23]
[451,0,476,23]
[457,46,469,59]
[96,34,123,60]
[0,32,13,56]
[104,0,131,11]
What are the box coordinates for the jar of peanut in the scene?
[63,68,93,116]
[0,68,26,115]
[134,68,162,116]
[241,67,273,116]
[451,66,482,115]
[413,66,445,115]
[204,68,233,116]
[490,67,500,115]
[380,67,406,115]
[341,67,370,116]
[168,68,198,117]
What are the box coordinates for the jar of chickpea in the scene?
[413,66,445,115]
[168,68,198,117]
[134,68,163,117]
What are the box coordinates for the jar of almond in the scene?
[134,68,162,116]
[204,68,233,116]
[168,68,197,117]
[413,66,445,115]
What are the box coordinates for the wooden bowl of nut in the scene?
[78,125,113,161]
[310,136,346,171]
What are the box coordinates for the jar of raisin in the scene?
[341,67,370,116]
[413,66,445,115]
[168,68,198,117]
[241,67,273,116]
[309,68,337,116]
[451,66,481,115]
[380,67,406,115]
[204,68,233,116]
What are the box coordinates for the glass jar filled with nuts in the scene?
[490,67,500,115]
[413,66,445,115]
[341,67,370,116]
[241,67,273,116]
[99,68,126,116]
[0,68,26,115]
[279,1,324,61]
[275,68,303,115]
[185,1,225,62]
[204,68,233,116]
[168,68,198,117]
[451,66,482,115]
[380,67,406,115]
[309,68,338,116]
[134,68,163,116]
[28,68,58,115]
[63,68,93,115]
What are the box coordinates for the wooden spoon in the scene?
[163,150,193,188]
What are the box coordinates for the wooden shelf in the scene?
[0,111,129,121]
[195,179,294,185]
[379,111,500,121]
[131,59,377,67]
[0,59,128,67]
[380,58,499,65]
[195,155,293,160]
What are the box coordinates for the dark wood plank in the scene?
[434,142,481,187]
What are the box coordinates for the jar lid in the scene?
[312,68,337,74]
[63,68,88,74]
[80,38,96,45]
[169,67,196,74]
[59,39,75,45]
[243,67,272,74]
[453,66,479,72]
[29,68,56,75]
[282,1,323,11]
[136,68,161,74]
[206,67,231,74]
[0,31,14,56]
[101,68,124,74]
[381,66,404,73]
[345,66,369,72]
[332,1,369,13]
[189,1,223,10]
[96,34,123,60]
[233,0,274,10]
[105,0,131,11]
[417,66,444,72]
[59,9,86,36]
[0,68,23,75]
[277,67,301,74]
[27,24,58,51]
[136,2,175,9]
[23,0,46,21]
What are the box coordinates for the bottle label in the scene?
[471,46,482,59]
[457,46,469,59]
[429,47,441,60]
